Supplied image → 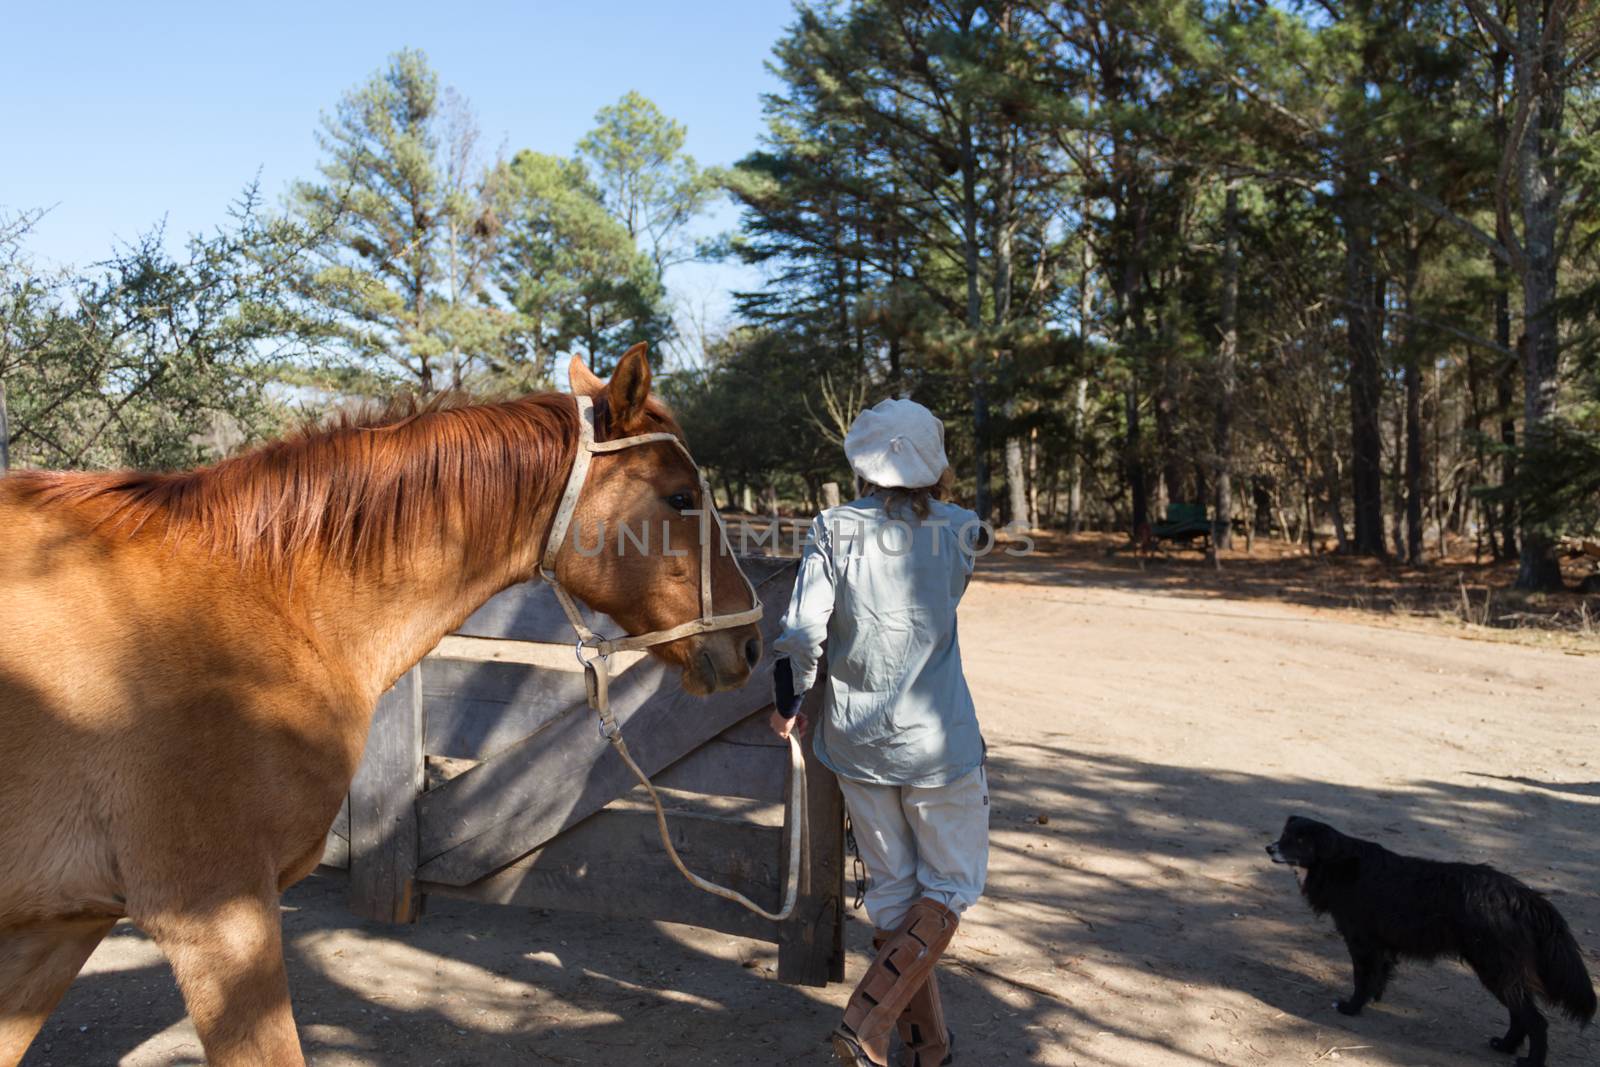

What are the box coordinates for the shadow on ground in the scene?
[24,736,1599,1066]
[973,736,1600,1066]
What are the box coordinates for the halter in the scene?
[540,394,764,655]
[540,393,803,923]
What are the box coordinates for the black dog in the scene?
[1268,816,1596,1066]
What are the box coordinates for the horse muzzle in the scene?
[681,625,763,695]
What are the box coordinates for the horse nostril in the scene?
[744,637,761,669]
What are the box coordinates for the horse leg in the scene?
[0,919,116,1067]
[140,894,304,1067]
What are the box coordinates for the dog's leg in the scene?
[1336,940,1384,1016]
[1487,991,1548,1067]
[1489,1006,1526,1056]
[1511,998,1547,1067]
[1370,952,1397,1003]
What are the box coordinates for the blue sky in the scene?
[1,0,797,342]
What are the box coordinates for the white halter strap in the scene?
[539,394,764,656]
[538,393,802,923]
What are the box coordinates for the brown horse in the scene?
[0,344,760,1065]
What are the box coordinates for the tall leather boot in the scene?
[866,931,954,1067]
[832,899,958,1066]
[895,967,953,1066]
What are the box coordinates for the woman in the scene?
[770,398,988,1067]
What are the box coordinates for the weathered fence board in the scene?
[320,794,351,871]
[778,664,846,984]
[325,557,844,987]
[347,668,424,922]
[421,657,594,760]
[411,660,667,881]
[652,736,789,802]
[414,581,788,885]
[412,721,791,806]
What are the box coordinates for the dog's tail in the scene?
[1530,893,1597,1025]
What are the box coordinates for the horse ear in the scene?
[607,343,652,430]
[568,355,605,397]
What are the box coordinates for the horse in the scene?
[0,343,762,1065]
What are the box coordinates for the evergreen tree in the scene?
[496,150,669,377]
[578,91,720,279]
[292,49,518,393]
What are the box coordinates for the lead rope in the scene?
[546,394,805,923]
[583,651,806,923]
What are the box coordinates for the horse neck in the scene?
[298,536,536,702]
[285,400,576,700]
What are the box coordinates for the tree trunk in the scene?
[1513,6,1567,591]
[1490,41,1518,562]
[1495,284,1518,560]
[1068,377,1087,534]
[1323,388,1350,553]
[1213,179,1239,549]
[1155,312,1182,510]
[1068,241,1093,535]
[1126,383,1148,535]
[1404,356,1424,565]
[1342,114,1386,556]
[1431,363,1448,559]
[991,107,1031,530]
[0,381,9,472]
[1005,440,1029,528]
[1403,246,1424,567]
[1155,365,1178,511]
[960,102,990,522]
[1118,220,1150,536]
[1390,393,1405,555]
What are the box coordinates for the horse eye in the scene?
[666,492,695,512]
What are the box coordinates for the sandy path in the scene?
[24,558,1599,1066]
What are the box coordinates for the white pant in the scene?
[836,765,990,931]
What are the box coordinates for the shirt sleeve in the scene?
[952,506,978,592]
[771,515,836,693]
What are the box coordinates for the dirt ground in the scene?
[25,542,1600,1066]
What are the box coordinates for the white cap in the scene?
[843,398,949,489]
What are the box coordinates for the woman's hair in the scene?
[860,467,956,519]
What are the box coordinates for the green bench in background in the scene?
[1150,502,1214,551]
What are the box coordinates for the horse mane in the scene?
[7,390,676,573]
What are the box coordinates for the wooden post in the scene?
[348,665,425,923]
[777,663,846,986]
[821,482,841,509]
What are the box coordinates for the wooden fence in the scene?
[316,555,845,986]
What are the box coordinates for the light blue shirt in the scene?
[773,496,985,787]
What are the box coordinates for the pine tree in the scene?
[292,49,517,393]
[578,91,719,280]
[495,150,668,377]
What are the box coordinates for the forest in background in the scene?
[3,2,1600,594]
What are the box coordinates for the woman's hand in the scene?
[769,709,808,740]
